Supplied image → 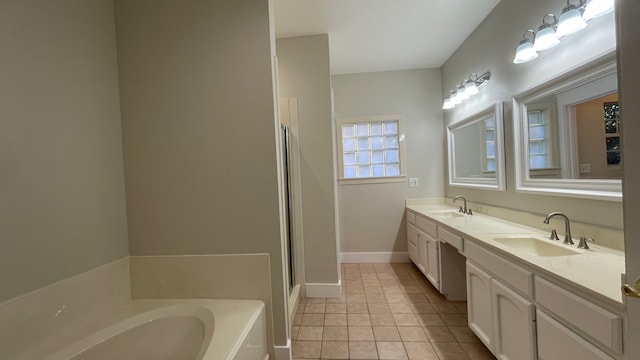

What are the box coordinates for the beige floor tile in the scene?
[373,326,401,341]
[327,295,347,304]
[321,341,350,359]
[297,303,306,313]
[348,302,370,313]
[363,278,381,287]
[366,287,386,296]
[459,342,496,360]
[347,294,368,303]
[416,314,445,327]
[301,313,325,326]
[366,294,389,304]
[304,303,326,314]
[400,285,423,294]
[370,313,397,327]
[398,326,428,342]
[454,302,468,314]
[349,341,379,359]
[349,326,375,341]
[411,303,436,314]
[432,342,471,360]
[348,313,372,326]
[448,326,480,343]
[347,287,366,295]
[307,298,327,304]
[368,302,392,314]
[380,278,399,287]
[292,325,300,340]
[323,326,349,341]
[386,293,409,304]
[293,313,303,326]
[362,273,379,280]
[376,341,408,360]
[392,313,421,326]
[403,342,439,360]
[405,293,429,304]
[439,313,468,326]
[292,340,322,359]
[424,326,456,342]
[325,314,348,326]
[431,301,461,314]
[326,303,347,314]
[298,326,324,341]
[389,302,414,314]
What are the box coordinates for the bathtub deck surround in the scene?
[45,300,267,360]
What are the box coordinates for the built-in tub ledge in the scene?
[43,299,267,360]
[406,198,626,305]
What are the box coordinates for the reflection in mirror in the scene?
[448,102,505,190]
[513,54,621,201]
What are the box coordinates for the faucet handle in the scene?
[577,236,595,249]
[467,208,473,215]
[549,229,559,241]
[458,206,464,213]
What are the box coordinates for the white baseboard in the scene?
[305,280,342,298]
[274,339,291,360]
[340,252,410,263]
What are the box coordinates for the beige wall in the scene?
[0,0,128,302]
[276,35,339,284]
[332,69,445,253]
[114,0,287,345]
[441,0,622,229]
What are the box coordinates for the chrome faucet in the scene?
[543,212,573,245]
[453,196,472,215]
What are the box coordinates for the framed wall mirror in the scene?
[512,54,621,201]
[447,102,506,190]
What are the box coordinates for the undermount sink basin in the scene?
[492,236,580,257]
[431,210,466,219]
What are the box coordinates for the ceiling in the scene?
[274,0,501,75]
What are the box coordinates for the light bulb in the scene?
[513,39,538,64]
[464,81,479,96]
[534,25,559,51]
[557,4,587,38]
[583,0,614,20]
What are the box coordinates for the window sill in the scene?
[338,175,407,186]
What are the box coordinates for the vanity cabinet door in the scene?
[417,231,427,275]
[407,223,419,265]
[491,279,536,360]
[466,261,494,351]
[425,235,440,289]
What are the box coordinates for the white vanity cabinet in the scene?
[466,260,537,360]
[406,209,466,300]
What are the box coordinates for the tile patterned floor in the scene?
[291,263,496,360]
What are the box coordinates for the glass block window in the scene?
[528,110,550,169]
[484,117,496,172]
[604,102,621,165]
[337,115,405,182]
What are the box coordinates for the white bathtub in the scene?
[44,299,267,360]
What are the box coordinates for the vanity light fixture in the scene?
[556,0,588,38]
[583,0,614,20]
[513,30,538,64]
[514,0,614,65]
[441,72,491,110]
[533,14,560,51]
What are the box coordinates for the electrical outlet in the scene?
[579,163,591,173]
[409,177,419,187]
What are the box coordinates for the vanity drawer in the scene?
[416,216,437,238]
[535,277,622,355]
[407,223,418,247]
[537,310,614,360]
[406,210,416,225]
[465,241,533,297]
[438,227,463,252]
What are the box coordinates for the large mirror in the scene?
[447,102,506,190]
[513,54,621,201]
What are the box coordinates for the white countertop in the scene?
[406,202,626,305]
